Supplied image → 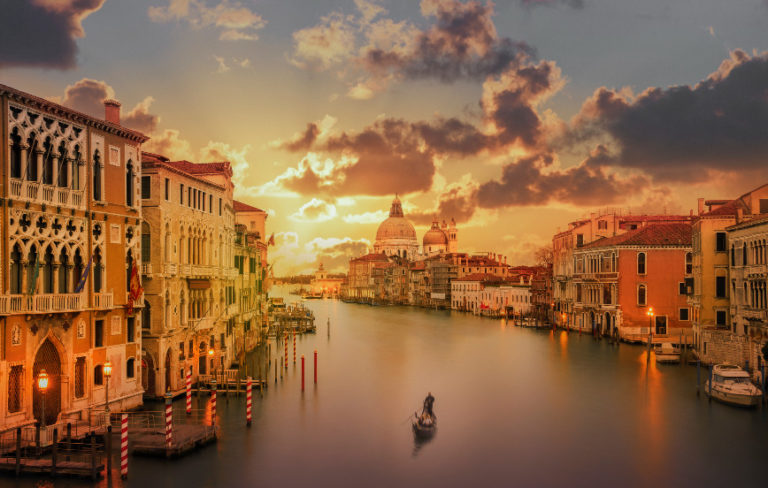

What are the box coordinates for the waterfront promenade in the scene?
[8,293,768,488]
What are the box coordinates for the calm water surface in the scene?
[11,291,768,488]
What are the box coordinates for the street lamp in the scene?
[646,307,654,363]
[103,361,112,425]
[37,370,49,432]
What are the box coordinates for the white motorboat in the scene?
[654,343,680,364]
[705,364,763,407]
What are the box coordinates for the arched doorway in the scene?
[33,339,62,425]
[164,348,172,393]
[142,352,156,396]
[604,312,612,337]
[589,311,595,335]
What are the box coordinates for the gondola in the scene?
[412,411,437,438]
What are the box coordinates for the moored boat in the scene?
[705,364,763,407]
[654,342,680,364]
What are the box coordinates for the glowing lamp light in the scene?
[208,348,214,356]
[103,361,112,378]
[37,370,49,392]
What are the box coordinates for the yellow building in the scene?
[1,85,148,432]
[692,185,768,364]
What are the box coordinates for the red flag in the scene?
[127,262,144,315]
[267,233,275,246]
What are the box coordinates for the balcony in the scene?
[141,263,153,275]
[9,178,85,210]
[181,265,191,275]
[188,317,214,330]
[164,263,178,275]
[190,265,214,277]
[0,293,84,314]
[93,292,114,310]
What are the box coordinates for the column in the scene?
[19,145,28,181]
[51,156,59,188]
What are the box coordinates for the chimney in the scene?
[697,198,705,215]
[104,99,121,125]
[736,207,743,223]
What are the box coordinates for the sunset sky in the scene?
[2,0,768,275]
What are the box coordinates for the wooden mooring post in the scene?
[90,435,98,481]
[51,428,58,477]
[15,427,21,477]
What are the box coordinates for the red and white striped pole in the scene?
[284,333,288,369]
[246,377,252,427]
[120,414,128,479]
[301,355,305,392]
[314,350,317,384]
[185,369,192,415]
[211,381,217,424]
[293,331,296,364]
[165,393,173,449]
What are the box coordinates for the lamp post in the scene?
[646,307,654,364]
[103,361,112,426]
[208,348,215,387]
[37,370,49,433]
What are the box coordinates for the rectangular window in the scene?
[209,195,213,213]
[202,192,206,211]
[94,366,103,386]
[679,282,686,295]
[716,310,727,327]
[141,175,151,199]
[679,308,689,321]
[127,358,135,378]
[75,357,86,398]
[94,320,104,347]
[715,232,727,252]
[716,276,727,298]
[165,178,170,200]
[180,184,184,204]
[8,365,23,413]
[141,233,151,262]
[219,198,222,215]
[179,342,185,360]
[220,333,225,349]
[760,199,768,214]
[127,317,135,343]
[576,234,584,247]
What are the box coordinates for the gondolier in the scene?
[423,392,435,418]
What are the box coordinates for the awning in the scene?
[188,279,211,289]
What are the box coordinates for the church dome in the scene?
[423,220,448,246]
[376,196,417,241]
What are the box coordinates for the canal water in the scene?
[10,292,768,488]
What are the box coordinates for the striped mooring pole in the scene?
[301,355,305,392]
[211,381,217,423]
[314,350,317,384]
[120,414,128,479]
[293,331,297,364]
[246,377,253,427]
[185,369,192,415]
[284,333,288,369]
[165,393,173,449]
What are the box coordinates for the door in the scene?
[655,316,667,335]
[33,339,61,425]
[142,352,156,396]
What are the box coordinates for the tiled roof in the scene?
[166,160,232,176]
[583,223,692,248]
[233,200,264,213]
[351,253,388,263]
[454,273,504,282]
[700,198,747,217]
[142,152,169,163]
[726,213,768,231]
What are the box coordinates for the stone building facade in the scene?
[139,153,238,396]
[1,85,148,431]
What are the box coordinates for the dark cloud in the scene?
[572,50,768,182]
[0,0,105,69]
[410,182,479,225]
[122,97,160,134]
[362,0,534,83]
[60,78,113,117]
[279,123,320,152]
[281,119,436,196]
[477,149,647,208]
[520,0,584,9]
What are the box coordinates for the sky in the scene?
[2,0,768,275]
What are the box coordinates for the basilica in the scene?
[373,196,458,259]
